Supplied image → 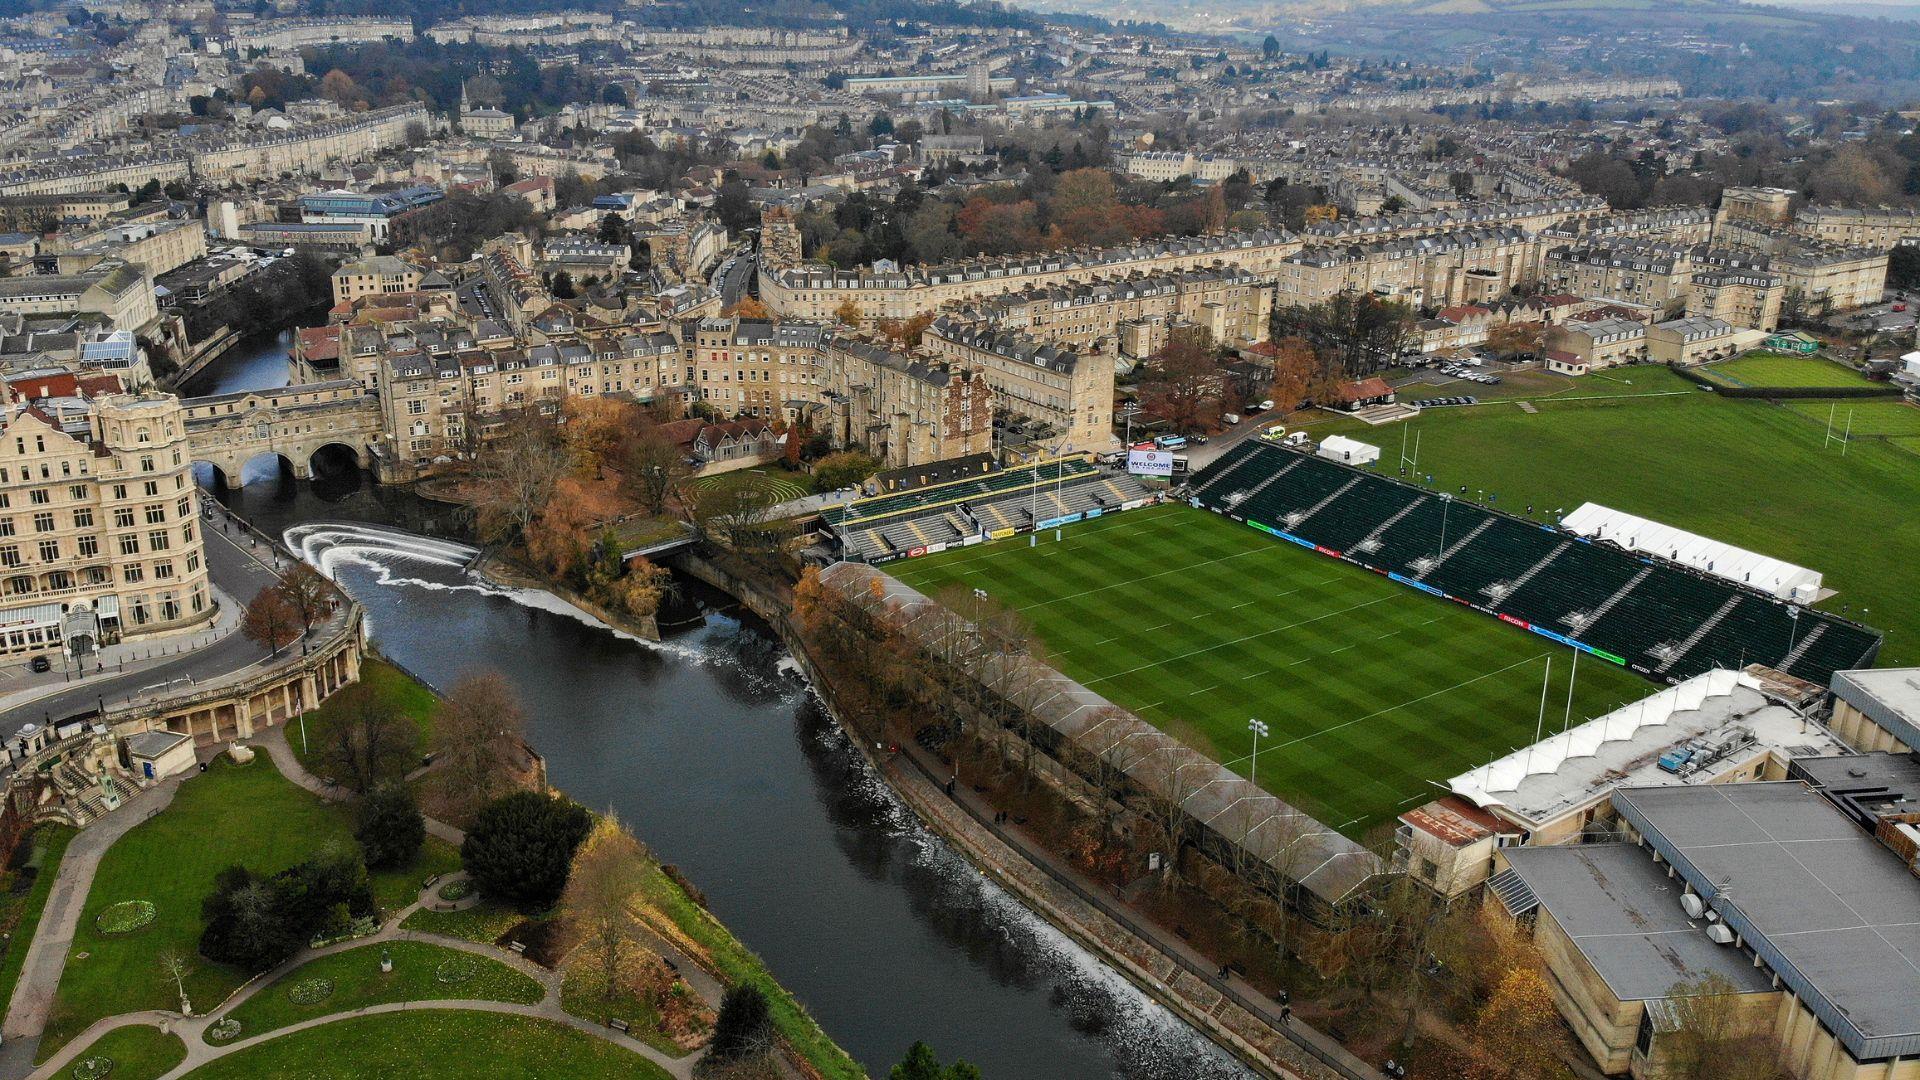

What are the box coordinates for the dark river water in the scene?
[187,335,1254,1080]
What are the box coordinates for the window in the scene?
[77,535,98,557]
[31,512,53,533]
[68,485,86,500]
[0,546,17,567]
[181,521,194,544]
[142,480,159,497]
[119,535,140,556]
[29,488,49,505]
[176,497,191,518]
[148,530,169,552]
[139,455,155,473]
[123,564,143,583]
[36,540,58,562]
[113,508,134,528]
[154,561,175,580]
[111,484,127,500]
[145,504,166,525]
[186,552,199,573]
[72,507,92,528]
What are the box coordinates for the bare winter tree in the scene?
[433,670,529,814]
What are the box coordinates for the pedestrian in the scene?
[1280,1005,1291,1025]
[945,777,955,796]
[1277,988,1289,1005]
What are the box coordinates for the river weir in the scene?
[282,521,1253,1080]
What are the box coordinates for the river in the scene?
[186,334,1256,1080]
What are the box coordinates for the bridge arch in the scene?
[308,441,369,479]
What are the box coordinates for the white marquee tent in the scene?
[1559,502,1822,602]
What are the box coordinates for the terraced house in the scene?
[967,266,1273,358]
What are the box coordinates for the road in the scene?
[716,252,756,308]
[14,516,286,726]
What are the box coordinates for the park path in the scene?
[26,873,699,1080]
[0,777,183,1076]
[253,726,466,846]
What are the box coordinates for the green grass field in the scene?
[63,1024,186,1080]
[890,504,1649,837]
[1311,367,1920,663]
[43,757,457,1060]
[0,825,74,1013]
[219,941,543,1041]
[182,1009,672,1079]
[1700,352,1877,388]
[291,656,439,785]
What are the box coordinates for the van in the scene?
[1282,431,1311,448]
[1154,434,1187,450]
[1222,413,1241,426]
[1257,399,1275,412]
[1262,424,1287,441]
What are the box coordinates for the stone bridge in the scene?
[183,380,382,488]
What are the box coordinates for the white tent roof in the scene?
[1319,435,1378,457]
[1559,502,1820,600]
[1449,668,1757,810]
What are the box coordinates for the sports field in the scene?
[889,503,1650,838]
[1699,352,1877,389]
[1314,367,1920,664]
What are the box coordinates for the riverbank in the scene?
[476,554,661,641]
[669,550,1373,1080]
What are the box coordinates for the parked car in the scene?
[1222,413,1241,425]
[28,655,51,673]
[1257,399,1275,412]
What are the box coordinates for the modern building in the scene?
[329,255,425,306]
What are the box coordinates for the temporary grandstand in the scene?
[821,456,1160,563]
[1186,441,1881,688]
[1559,502,1823,603]
[815,561,1386,911]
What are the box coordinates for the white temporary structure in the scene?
[1449,668,1756,810]
[1559,502,1821,602]
[1317,435,1380,466]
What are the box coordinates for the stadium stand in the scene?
[1187,441,1882,688]
[822,456,1161,564]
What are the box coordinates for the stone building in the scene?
[0,392,211,657]
[922,319,1114,453]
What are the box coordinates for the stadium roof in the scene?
[1447,668,1846,827]
[1613,782,1920,1061]
[1560,502,1821,602]
[1831,668,1920,751]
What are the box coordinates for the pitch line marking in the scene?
[1189,685,1220,696]
[1242,670,1268,679]
[1269,652,1550,752]
[1081,594,1400,684]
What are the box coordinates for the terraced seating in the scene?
[824,457,1097,526]
[1186,443,1883,686]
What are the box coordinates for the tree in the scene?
[474,413,570,545]
[325,680,412,793]
[462,791,594,912]
[833,298,864,326]
[434,670,528,816]
[710,983,774,1062]
[726,296,771,320]
[559,812,651,1020]
[891,1041,981,1080]
[618,426,690,514]
[241,585,299,658]
[1468,948,1573,1080]
[275,561,333,640]
[550,271,577,299]
[1486,322,1545,358]
[811,450,881,493]
[1268,336,1316,413]
[1140,326,1224,433]
[200,847,374,973]
[158,951,194,1017]
[1262,34,1280,59]
[356,783,425,870]
[1659,973,1787,1080]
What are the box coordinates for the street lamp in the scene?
[1248,718,1269,786]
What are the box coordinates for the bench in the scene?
[608,1019,630,1034]
[422,873,441,889]
[508,941,526,954]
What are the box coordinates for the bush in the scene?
[459,792,592,913]
[199,848,375,973]
[355,784,425,871]
[810,451,881,494]
[710,983,773,1062]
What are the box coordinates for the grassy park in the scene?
[1698,352,1879,388]
[218,941,543,1040]
[891,503,1649,836]
[180,1009,673,1079]
[62,1024,187,1080]
[41,757,457,1059]
[1313,366,1920,663]
[0,825,74,1012]
[288,657,439,784]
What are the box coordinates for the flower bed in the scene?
[434,956,479,985]
[71,1056,112,1080]
[93,901,155,935]
[206,1018,242,1044]
[436,879,472,902]
[286,977,335,1006]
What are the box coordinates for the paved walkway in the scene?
[889,737,1383,1080]
[0,778,183,1072]
[254,727,465,847]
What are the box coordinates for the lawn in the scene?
[889,503,1650,836]
[63,1024,186,1080]
[0,824,74,1013]
[290,657,438,785]
[217,941,543,1041]
[1314,366,1920,663]
[42,757,461,1059]
[1699,352,1876,388]
[400,900,528,946]
[684,466,812,503]
[182,1009,673,1079]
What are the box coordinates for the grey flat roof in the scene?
[1613,782,1920,1061]
[1502,843,1773,1002]
[1832,668,1920,750]
[124,729,190,758]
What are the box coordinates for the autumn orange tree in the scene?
[1268,336,1317,413]
[241,585,300,658]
